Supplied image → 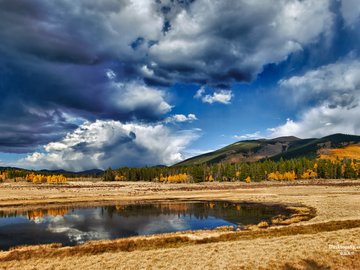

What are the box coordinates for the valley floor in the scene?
[0,180,359,269]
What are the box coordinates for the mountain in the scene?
[39,169,104,176]
[77,169,104,175]
[175,133,360,166]
[0,167,104,177]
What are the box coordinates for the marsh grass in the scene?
[0,181,360,269]
[2,216,360,263]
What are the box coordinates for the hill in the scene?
[319,144,360,161]
[0,167,104,178]
[175,133,360,166]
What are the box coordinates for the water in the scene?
[0,201,292,250]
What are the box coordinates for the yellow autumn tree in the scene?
[115,175,126,181]
[0,172,8,181]
[205,174,214,181]
[300,169,318,179]
[159,174,167,182]
[283,171,296,181]
[26,173,67,184]
[267,171,296,181]
[46,174,67,183]
[166,173,190,183]
[267,171,281,181]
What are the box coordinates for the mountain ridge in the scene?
[175,133,360,166]
[0,167,104,176]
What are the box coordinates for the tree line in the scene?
[1,157,359,183]
[103,157,360,182]
[0,168,99,182]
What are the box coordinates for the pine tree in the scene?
[103,167,115,181]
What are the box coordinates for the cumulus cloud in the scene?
[194,87,233,104]
[109,80,172,120]
[0,0,340,154]
[0,0,166,152]
[0,0,335,87]
[270,58,360,138]
[279,58,360,109]
[233,132,263,141]
[20,120,199,171]
[0,61,172,152]
[148,0,333,84]
[164,114,197,123]
[269,105,360,138]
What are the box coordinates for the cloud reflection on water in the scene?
[0,201,291,250]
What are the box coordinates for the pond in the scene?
[0,201,293,250]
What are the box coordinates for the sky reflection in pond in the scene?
[0,201,292,250]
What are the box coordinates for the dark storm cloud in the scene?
[148,0,334,85]
[0,1,109,65]
[0,61,171,152]
[0,79,80,153]
[0,0,169,152]
[0,0,350,153]
[0,53,171,152]
[0,0,336,83]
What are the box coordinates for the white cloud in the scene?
[233,131,263,140]
[194,87,233,104]
[25,152,45,163]
[279,58,360,108]
[271,58,360,138]
[164,114,197,123]
[110,81,172,117]
[105,69,116,80]
[104,69,172,118]
[340,0,360,27]
[269,105,360,138]
[0,0,348,157]
[202,91,233,105]
[21,120,200,171]
[194,87,205,99]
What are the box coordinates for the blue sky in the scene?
[0,0,360,171]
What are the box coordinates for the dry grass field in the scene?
[0,180,359,269]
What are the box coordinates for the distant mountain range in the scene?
[0,167,104,176]
[175,133,360,166]
[2,134,360,173]
[38,169,104,176]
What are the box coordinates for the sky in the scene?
[0,0,360,171]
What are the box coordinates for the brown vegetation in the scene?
[1,218,360,263]
[0,180,359,269]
